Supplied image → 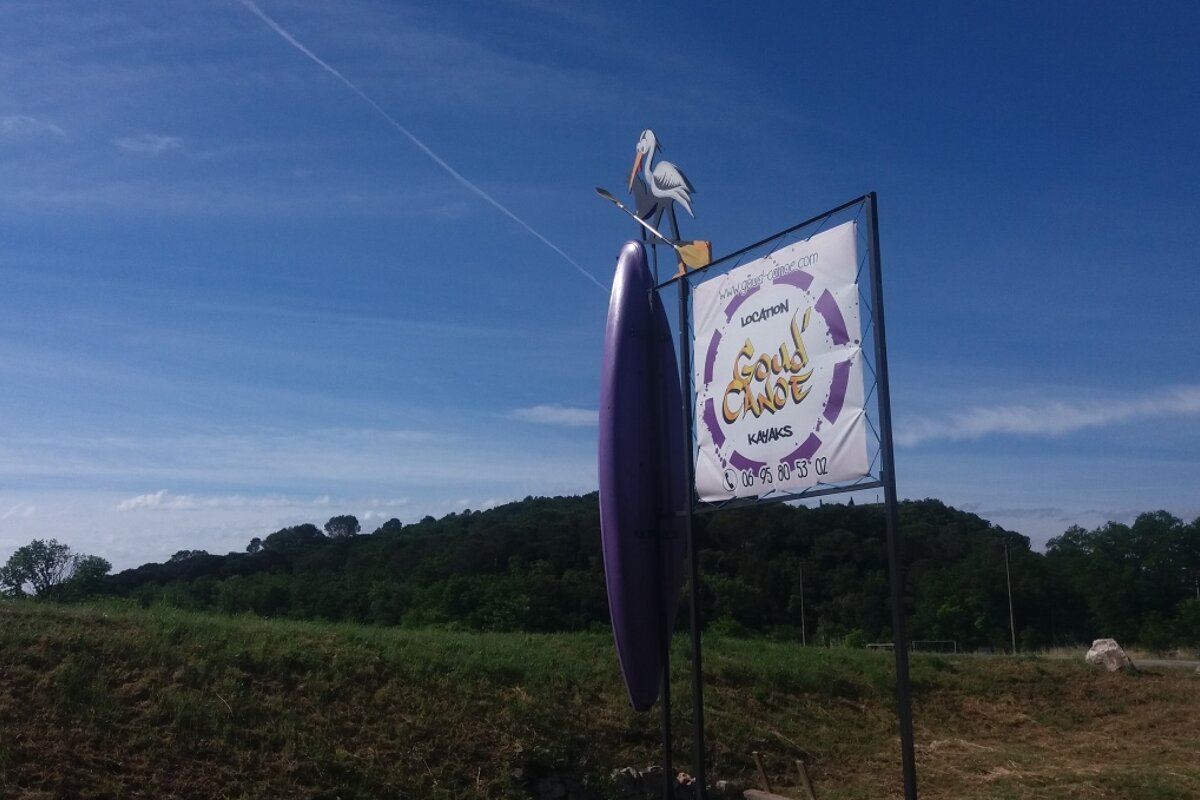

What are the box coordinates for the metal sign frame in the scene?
[647,192,918,800]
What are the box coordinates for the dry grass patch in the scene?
[1,603,1197,799]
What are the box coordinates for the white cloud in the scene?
[115,489,170,511]
[509,404,597,427]
[1,114,67,140]
[898,385,1200,446]
[114,490,353,514]
[113,133,182,154]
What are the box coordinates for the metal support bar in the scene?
[659,640,674,800]
[866,192,918,800]
[647,267,675,800]
[692,479,885,515]
[676,270,708,800]
[654,193,870,290]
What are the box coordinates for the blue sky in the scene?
[2,0,1197,570]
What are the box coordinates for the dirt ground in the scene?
[784,659,1200,800]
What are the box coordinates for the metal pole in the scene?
[1004,541,1017,655]
[648,231,659,284]
[647,244,674,800]
[799,563,807,647]
[659,629,675,799]
[866,193,918,800]
[676,271,707,799]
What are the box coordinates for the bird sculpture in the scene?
[627,129,694,241]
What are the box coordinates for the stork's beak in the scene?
[627,151,643,193]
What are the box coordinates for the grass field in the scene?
[1,602,1197,799]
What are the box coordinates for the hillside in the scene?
[1,602,1198,799]
[91,495,1200,651]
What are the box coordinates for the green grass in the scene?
[1,601,1198,799]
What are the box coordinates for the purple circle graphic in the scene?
[699,251,858,490]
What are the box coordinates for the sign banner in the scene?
[693,221,869,501]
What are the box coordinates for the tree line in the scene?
[3,495,1198,651]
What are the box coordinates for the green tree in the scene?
[0,564,18,598]
[263,523,324,551]
[61,554,113,600]
[324,515,361,539]
[372,518,404,536]
[1046,511,1195,646]
[1,539,109,599]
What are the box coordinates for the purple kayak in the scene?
[598,241,689,712]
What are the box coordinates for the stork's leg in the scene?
[668,206,681,242]
[652,206,665,234]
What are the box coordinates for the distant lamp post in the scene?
[1003,539,1017,655]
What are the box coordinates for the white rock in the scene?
[1085,638,1133,672]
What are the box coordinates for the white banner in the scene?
[693,221,869,501]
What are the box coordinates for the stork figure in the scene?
[628,129,694,243]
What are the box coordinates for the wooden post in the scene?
[751,751,773,794]
[795,760,818,800]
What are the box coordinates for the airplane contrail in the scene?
[237,0,608,292]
